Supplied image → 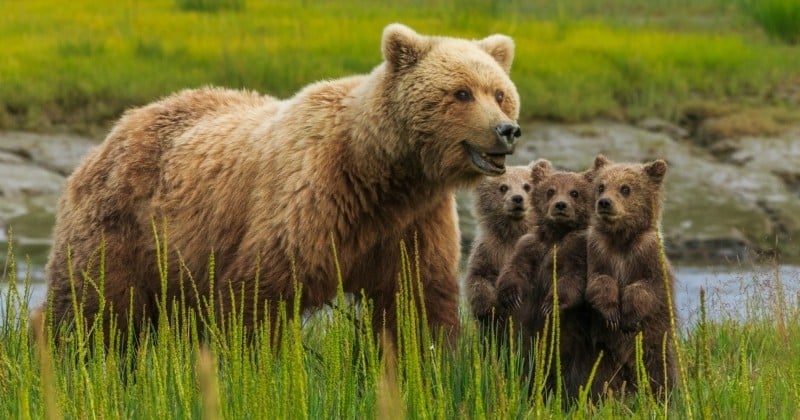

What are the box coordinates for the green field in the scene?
[3,1,800,418]
[1,0,799,135]
[2,245,800,419]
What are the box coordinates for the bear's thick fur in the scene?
[464,164,535,327]
[584,155,677,398]
[42,24,521,343]
[496,159,595,398]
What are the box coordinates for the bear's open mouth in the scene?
[462,142,509,175]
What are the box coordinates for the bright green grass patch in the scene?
[1,0,798,133]
[3,239,800,418]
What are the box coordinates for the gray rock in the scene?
[637,117,688,140]
[0,131,97,175]
[0,132,93,277]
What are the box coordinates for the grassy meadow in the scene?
[3,1,800,418]
[1,0,799,135]
[2,239,800,419]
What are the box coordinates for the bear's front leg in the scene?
[541,274,585,317]
[403,197,462,340]
[619,281,659,333]
[586,274,620,330]
[464,244,500,322]
[497,234,540,314]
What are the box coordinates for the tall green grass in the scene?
[740,0,800,44]
[3,237,800,418]
[1,0,798,134]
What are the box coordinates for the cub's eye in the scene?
[522,183,531,192]
[546,188,555,198]
[454,89,473,102]
[620,185,631,196]
[495,90,504,104]
[499,184,508,193]
[598,184,605,194]
[570,190,579,198]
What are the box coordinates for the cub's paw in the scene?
[540,299,553,318]
[539,291,564,317]
[497,281,522,311]
[596,304,621,331]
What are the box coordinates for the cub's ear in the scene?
[644,159,668,183]
[593,154,611,171]
[476,34,515,74]
[582,168,596,184]
[382,23,430,72]
[530,159,553,184]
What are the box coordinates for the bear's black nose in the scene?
[495,122,521,145]
[512,195,524,204]
[555,201,567,211]
[598,198,612,210]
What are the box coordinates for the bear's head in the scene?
[474,164,533,225]
[591,154,668,236]
[529,159,594,233]
[380,23,521,184]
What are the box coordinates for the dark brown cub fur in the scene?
[584,154,677,398]
[496,159,595,399]
[465,165,535,328]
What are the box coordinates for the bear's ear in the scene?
[530,159,552,184]
[476,34,515,74]
[382,23,430,73]
[593,154,611,171]
[644,159,668,184]
[582,168,596,184]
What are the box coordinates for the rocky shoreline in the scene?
[2,118,800,280]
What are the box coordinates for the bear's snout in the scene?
[495,122,521,146]
[597,197,613,213]
[511,194,524,204]
[554,201,568,211]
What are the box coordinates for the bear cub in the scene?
[584,154,677,398]
[465,164,535,327]
[496,159,595,398]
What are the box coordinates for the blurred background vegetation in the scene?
[0,0,798,136]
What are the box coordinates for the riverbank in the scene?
[3,116,800,279]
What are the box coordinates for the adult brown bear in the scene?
[40,24,521,344]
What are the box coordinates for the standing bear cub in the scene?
[40,23,521,343]
[585,155,677,398]
[464,164,535,328]
[496,159,595,398]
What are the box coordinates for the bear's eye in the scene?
[570,190,579,198]
[495,90,504,104]
[620,185,631,196]
[454,89,473,102]
[523,183,531,192]
[546,188,555,198]
[598,184,605,194]
[499,184,508,193]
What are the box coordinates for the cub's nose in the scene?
[597,198,612,210]
[495,122,521,145]
[555,201,567,211]
[511,195,524,204]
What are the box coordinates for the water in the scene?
[3,265,800,329]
